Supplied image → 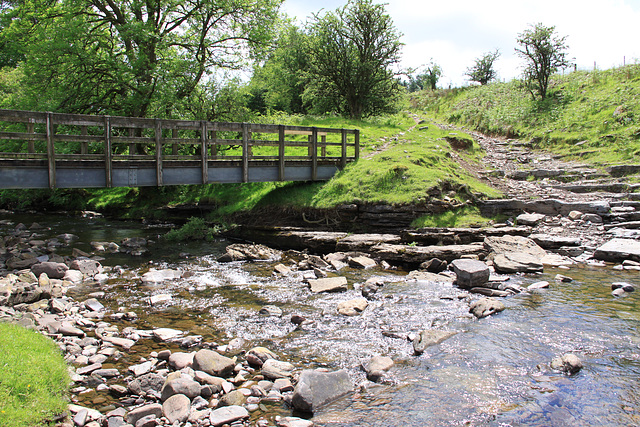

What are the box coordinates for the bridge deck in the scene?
[0,109,359,189]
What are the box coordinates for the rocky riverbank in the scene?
[1,197,639,427]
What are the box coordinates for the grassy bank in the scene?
[0,322,69,427]
[413,64,640,165]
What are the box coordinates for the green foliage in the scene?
[249,25,311,114]
[515,23,572,100]
[466,50,500,86]
[411,206,502,228]
[0,0,283,118]
[419,65,640,164]
[165,217,218,241]
[305,0,403,119]
[0,322,69,427]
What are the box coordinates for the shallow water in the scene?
[3,213,640,426]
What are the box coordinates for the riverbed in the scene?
[2,212,640,426]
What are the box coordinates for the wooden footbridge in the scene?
[0,109,359,189]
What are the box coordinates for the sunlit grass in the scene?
[0,322,69,427]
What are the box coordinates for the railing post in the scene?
[46,112,56,189]
[155,119,163,186]
[27,119,35,154]
[80,126,88,154]
[104,116,112,188]
[321,134,327,157]
[311,127,318,181]
[341,128,347,169]
[242,123,249,183]
[355,129,360,160]
[211,129,218,157]
[201,121,208,184]
[128,128,136,155]
[278,125,285,181]
[172,129,178,155]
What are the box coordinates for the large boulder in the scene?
[469,298,505,319]
[160,377,202,401]
[291,369,352,413]
[31,262,68,279]
[192,349,235,377]
[69,259,103,277]
[450,259,490,288]
[594,238,640,263]
[412,330,458,355]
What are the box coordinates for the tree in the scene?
[306,0,403,119]
[515,23,571,100]
[466,49,500,85]
[249,25,311,114]
[0,0,283,118]
[422,61,442,90]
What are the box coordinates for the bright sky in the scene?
[282,0,640,87]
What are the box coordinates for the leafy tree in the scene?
[466,49,500,85]
[306,0,403,119]
[0,0,283,118]
[422,61,442,90]
[249,25,311,114]
[515,23,571,100]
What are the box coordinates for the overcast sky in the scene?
[282,0,640,87]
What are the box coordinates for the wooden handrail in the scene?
[0,108,360,188]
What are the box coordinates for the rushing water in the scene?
[3,213,640,426]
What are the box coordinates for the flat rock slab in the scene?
[470,298,505,319]
[370,243,485,264]
[337,298,368,316]
[516,213,546,226]
[594,238,640,263]
[484,235,546,258]
[530,234,581,249]
[493,252,544,273]
[308,277,348,293]
[335,233,402,252]
[209,406,249,427]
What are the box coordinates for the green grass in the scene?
[411,206,505,228]
[0,322,70,427]
[415,64,640,165]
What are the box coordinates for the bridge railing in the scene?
[0,109,359,188]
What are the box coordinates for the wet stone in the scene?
[209,406,249,427]
[261,359,294,379]
[412,330,457,355]
[308,277,348,293]
[337,298,368,316]
[469,298,505,319]
[259,305,283,317]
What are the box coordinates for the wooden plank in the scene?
[46,112,56,188]
[155,119,163,186]
[311,127,318,181]
[278,125,285,181]
[242,123,249,183]
[104,116,112,187]
[355,129,360,159]
[200,121,208,184]
[0,131,46,141]
[341,128,347,169]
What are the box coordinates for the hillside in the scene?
[414,64,640,166]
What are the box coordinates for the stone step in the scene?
[607,164,640,177]
[553,182,640,194]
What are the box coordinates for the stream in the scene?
[3,212,640,426]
